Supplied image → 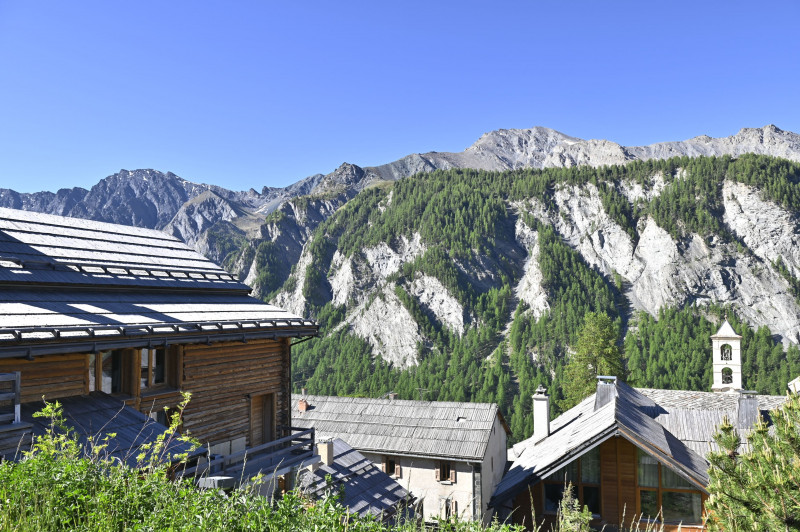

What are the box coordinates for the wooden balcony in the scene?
[179,426,319,487]
[0,372,33,460]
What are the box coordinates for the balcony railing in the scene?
[179,426,317,482]
[0,372,33,460]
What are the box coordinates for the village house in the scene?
[0,207,318,485]
[490,321,789,530]
[291,393,510,523]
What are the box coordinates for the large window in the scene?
[543,447,601,516]
[88,347,178,396]
[637,449,703,525]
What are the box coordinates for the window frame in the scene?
[88,346,181,398]
[635,448,705,525]
[541,447,601,517]
[140,347,171,392]
[382,455,401,478]
[436,460,456,483]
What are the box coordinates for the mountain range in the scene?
[4,125,800,438]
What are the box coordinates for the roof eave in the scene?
[0,325,319,359]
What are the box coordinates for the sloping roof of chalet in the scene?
[291,394,510,462]
[300,438,412,521]
[0,208,316,356]
[492,380,714,505]
[20,392,202,468]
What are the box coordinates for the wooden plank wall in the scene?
[181,338,290,447]
[0,353,86,403]
[616,438,637,523]
[600,437,619,522]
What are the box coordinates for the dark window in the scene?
[387,457,397,476]
[141,348,168,390]
[91,350,129,394]
[543,447,601,516]
[440,461,451,482]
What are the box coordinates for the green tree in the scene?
[705,393,800,531]
[560,312,625,410]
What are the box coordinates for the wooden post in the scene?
[13,372,20,423]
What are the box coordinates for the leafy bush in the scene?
[0,399,524,532]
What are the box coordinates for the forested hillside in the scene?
[210,154,800,443]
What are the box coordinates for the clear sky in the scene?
[1,1,798,193]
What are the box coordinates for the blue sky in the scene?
[1,1,798,193]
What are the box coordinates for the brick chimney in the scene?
[298,398,309,412]
[532,385,550,443]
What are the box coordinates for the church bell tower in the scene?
[711,319,742,392]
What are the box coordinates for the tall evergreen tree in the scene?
[560,312,625,410]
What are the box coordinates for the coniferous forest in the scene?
[232,154,800,444]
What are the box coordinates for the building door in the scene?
[250,393,276,446]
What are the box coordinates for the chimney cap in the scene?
[597,375,618,384]
[534,384,547,396]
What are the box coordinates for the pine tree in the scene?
[560,312,625,410]
[705,393,800,530]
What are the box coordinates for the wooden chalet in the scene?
[491,322,788,531]
[292,393,510,523]
[0,207,318,482]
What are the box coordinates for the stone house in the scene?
[291,394,510,523]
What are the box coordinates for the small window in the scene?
[436,461,455,483]
[141,348,168,390]
[89,350,131,395]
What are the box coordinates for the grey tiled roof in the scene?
[21,392,201,467]
[300,438,412,520]
[291,395,509,461]
[636,388,787,454]
[0,207,316,349]
[0,207,244,291]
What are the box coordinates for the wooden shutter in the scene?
[449,465,456,483]
[451,499,457,517]
[435,464,440,481]
[395,462,402,478]
[381,456,387,473]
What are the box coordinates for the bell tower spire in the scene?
[711,319,742,392]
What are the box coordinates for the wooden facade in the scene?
[510,437,706,531]
[0,207,317,462]
[0,336,293,456]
